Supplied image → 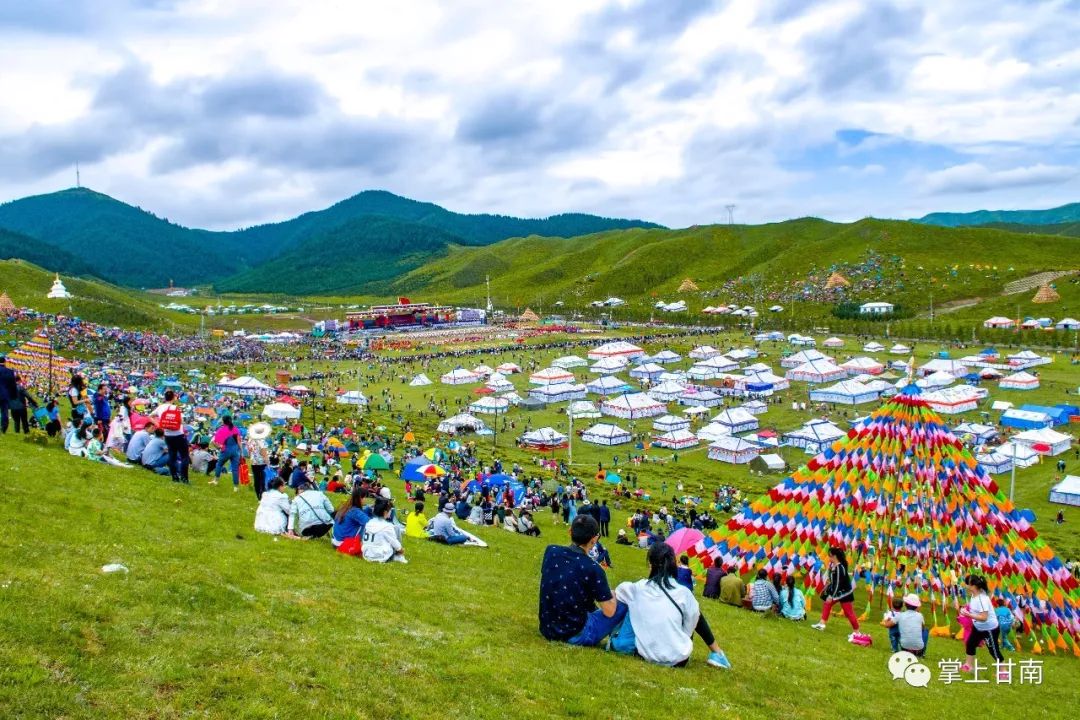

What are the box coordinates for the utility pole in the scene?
[75,162,80,188]
[725,204,736,225]
[568,405,573,466]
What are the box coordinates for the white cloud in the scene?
[921,162,1077,194]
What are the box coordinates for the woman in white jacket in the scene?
[362,498,407,563]
[614,543,731,669]
[254,478,292,535]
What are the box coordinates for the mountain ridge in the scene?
[915,202,1080,227]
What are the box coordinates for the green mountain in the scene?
[0,227,95,276]
[915,202,1080,227]
[216,216,468,296]
[389,218,1080,314]
[977,221,1080,237]
[0,187,660,291]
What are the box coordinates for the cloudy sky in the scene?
[1,0,1078,229]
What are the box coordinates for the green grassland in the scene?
[3,331,1080,718]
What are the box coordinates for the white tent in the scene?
[581,423,632,446]
[678,388,723,407]
[652,429,698,449]
[713,407,759,433]
[696,422,731,442]
[500,391,524,405]
[922,386,980,414]
[485,373,514,392]
[653,414,691,432]
[336,390,369,406]
[683,405,710,416]
[601,392,666,419]
[587,341,645,361]
[469,396,510,415]
[687,364,722,381]
[809,380,878,405]
[262,402,301,420]
[757,453,787,471]
[441,368,482,385]
[1049,475,1080,506]
[822,337,844,348]
[1000,371,1040,390]
[780,349,832,369]
[1006,350,1050,367]
[552,355,588,369]
[530,367,577,385]
[629,363,666,380]
[1013,428,1073,456]
[890,344,911,354]
[697,355,740,372]
[689,345,721,360]
[839,357,884,376]
[529,383,586,403]
[976,450,1013,474]
[999,441,1039,468]
[784,419,844,452]
[590,356,630,374]
[495,362,521,374]
[919,358,969,377]
[740,371,790,392]
[409,373,433,387]
[953,422,998,443]
[915,370,957,389]
[437,413,487,434]
[707,436,760,464]
[740,399,768,415]
[586,375,632,395]
[472,364,495,376]
[725,347,758,361]
[743,362,771,374]
[568,401,602,419]
[647,380,688,402]
[983,316,1015,329]
[657,371,688,384]
[649,350,682,364]
[1055,318,1080,331]
[217,376,275,397]
[862,342,885,352]
[521,427,568,447]
[785,359,846,383]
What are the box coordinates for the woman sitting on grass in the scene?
[254,478,291,535]
[331,485,372,549]
[613,542,731,670]
[779,576,806,620]
[405,501,429,539]
[362,498,407,564]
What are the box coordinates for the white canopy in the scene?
[689,345,721,360]
[262,402,301,419]
[590,356,630,374]
[1000,371,1040,389]
[552,355,588,369]
[652,429,698,449]
[586,375,632,395]
[649,350,682,364]
[437,413,487,433]
[1050,475,1080,506]
[521,427,568,445]
[441,368,482,385]
[581,423,632,445]
[217,375,274,396]
[601,392,666,419]
[809,380,878,405]
[568,401,601,419]
[336,390,368,406]
[629,362,666,379]
[713,407,759,430]
[696,422,731,442]
[409,373,433,386]
[530,367,577,385]
[468,396,510,414]
[653,414,691,432]
[587,341,645,361]
[495,362,521,374]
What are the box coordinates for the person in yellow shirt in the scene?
[405,501,430,539]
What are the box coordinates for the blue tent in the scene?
[486,473,513,487]
[1019,405,1071,426]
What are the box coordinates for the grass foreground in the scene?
[2,436,1079,719]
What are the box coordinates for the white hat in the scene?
[248,422,272,440]
[379,486,392,500]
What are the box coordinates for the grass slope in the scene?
[0,228,95,276]
[0,259,193,330]
[390,219,1080,314]
[3,430,1078,719]
[917,202,1080,227]
[978,222,1080,238]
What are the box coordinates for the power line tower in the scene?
[725,204,736,225]
[75,162,81,188]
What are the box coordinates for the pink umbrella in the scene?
[665,527,705,557]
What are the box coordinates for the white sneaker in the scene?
[811,622,826,631]
[847,632,857,643]
[392,555,409,564]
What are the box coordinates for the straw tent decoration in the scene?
[519,308,540,323]
[678,278,700,293]
[824,272,850,290]
[1032,284,1060,304]
[0,292,15,315]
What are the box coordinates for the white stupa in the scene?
[47,273,71,299]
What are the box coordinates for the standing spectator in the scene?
[246,422,272,500]
[67,373,92,425]
[211,415,243,491]
[92,383,112,442]
[7,378,37,434]
[960,575,1006,678]
[0,355,17,433]
[149,389,189,484]
[598,500,611,538]
[812,547,864,642]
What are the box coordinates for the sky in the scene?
[1,0,1078,230]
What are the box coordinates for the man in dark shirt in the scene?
[0,356,17,434]
[702,564,727,599]
[289,461,310,492]
[538,515,625,646]
[598,500,611,537]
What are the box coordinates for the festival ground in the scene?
[3,326,1080,719]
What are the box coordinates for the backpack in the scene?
[159,405,182,432]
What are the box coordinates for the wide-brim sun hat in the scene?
[903,593,921,608]
[248,422,272,440]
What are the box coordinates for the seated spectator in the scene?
[331,485,371,549]
[614,528,633,546]
[289,461,311,492]
[718,571,746,608]
[702,564,726,600]
[430,503,469,545]
[254,478,292,535]
[518,510,541,537]
[287,482,335,539]
[613,542,731,669]
[190,444,215,475]
[503,509,519,532]
[746,569,779,612]
[455,497,470,520]
[676,555,694,592]
[538,515,624,647]
[362,498,407,563]
[779,576,807,620]
[883,593,927,656]
[405,501,429,539]
[141,429,169,471]
[125,422,154,464]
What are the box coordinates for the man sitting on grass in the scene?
[538,515,626,646]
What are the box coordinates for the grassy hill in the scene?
[917,202,1080,227]
[388,218,1080,316]
[0,187,660,291]
[0,259,191,329]
[978,221,1080,238]
[0,228,95,276]
[3,429,1078,718]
